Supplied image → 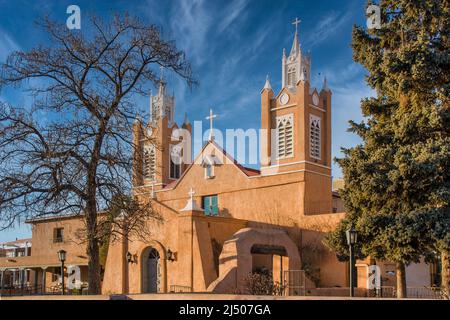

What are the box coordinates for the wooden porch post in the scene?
[19,268,24,294]
[34,268,38,293]
[41,266,47,293]
[0,269,4,295]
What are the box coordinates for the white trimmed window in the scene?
[276,114,294,159]
[202,155,218,179]
[151,97,160,120]
[165,106,172,123]
[310,115,321,159]
[287,66,296,87]
[169,145,181,179]
[205,164,214,179]
[144,145,156,180]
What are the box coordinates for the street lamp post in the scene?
[346,226,358,297]
[57,250,66,295]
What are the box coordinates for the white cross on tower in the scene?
[206,108,217,141]
[188,187,195,201]
[150,183,155,199]
[292,17,301,33]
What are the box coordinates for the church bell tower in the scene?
[132,71,191,191]
[260,19,333,215]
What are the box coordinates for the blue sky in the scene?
[0,0,373,242]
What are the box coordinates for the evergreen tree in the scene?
[325,0,450,298]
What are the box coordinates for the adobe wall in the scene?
[101,207,248,295]
[0,217,88,269]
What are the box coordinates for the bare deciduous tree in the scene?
[0,14,194,294]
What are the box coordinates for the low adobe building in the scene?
[0,215,89,293]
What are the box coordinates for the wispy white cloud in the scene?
[216,22,274,86]
[325,62,375,177]
[169,0,213,66]
[331,83,373,177]
[304,10,352,48]
[217,0,249,33]
[161,0,283,127]
[0,30,20,62]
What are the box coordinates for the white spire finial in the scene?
[160,65,165,81]
[206,108,217,141]
[290,18,301,56]
[149,89,153,120]
[262,74,272,92]
[299,69,306,82]
[158,66,166,96]
[322,76,330,92]
[183,112,190,126]
[150,183,156,199]
[134,112,142,125]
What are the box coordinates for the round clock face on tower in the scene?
[312,93,319,106]
[146,127,153,137]
[280,93,290,105]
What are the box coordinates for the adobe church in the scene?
[101,23,348,295]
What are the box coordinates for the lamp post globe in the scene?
[57,249,66,262]
[346,227,358,246]
[57,250,67,295]
[346,226,358,297]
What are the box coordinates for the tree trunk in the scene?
[86,204,101,295]
[86,131,104,295]
[396,262,407,298]
[442,251,449,299]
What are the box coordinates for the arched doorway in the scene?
[142,247,161,293]
[207,228,301,294]
[251,244,289,285]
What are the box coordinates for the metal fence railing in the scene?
[367,286,445,299]
[1,282,445,299]
[0,285,44,296]
[169,285,192,293]
[0,284,89,296]
[406,287,444,299]
[283,270,306,296]
[305,286,446,299]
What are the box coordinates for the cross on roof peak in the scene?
[206,108,218,141]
